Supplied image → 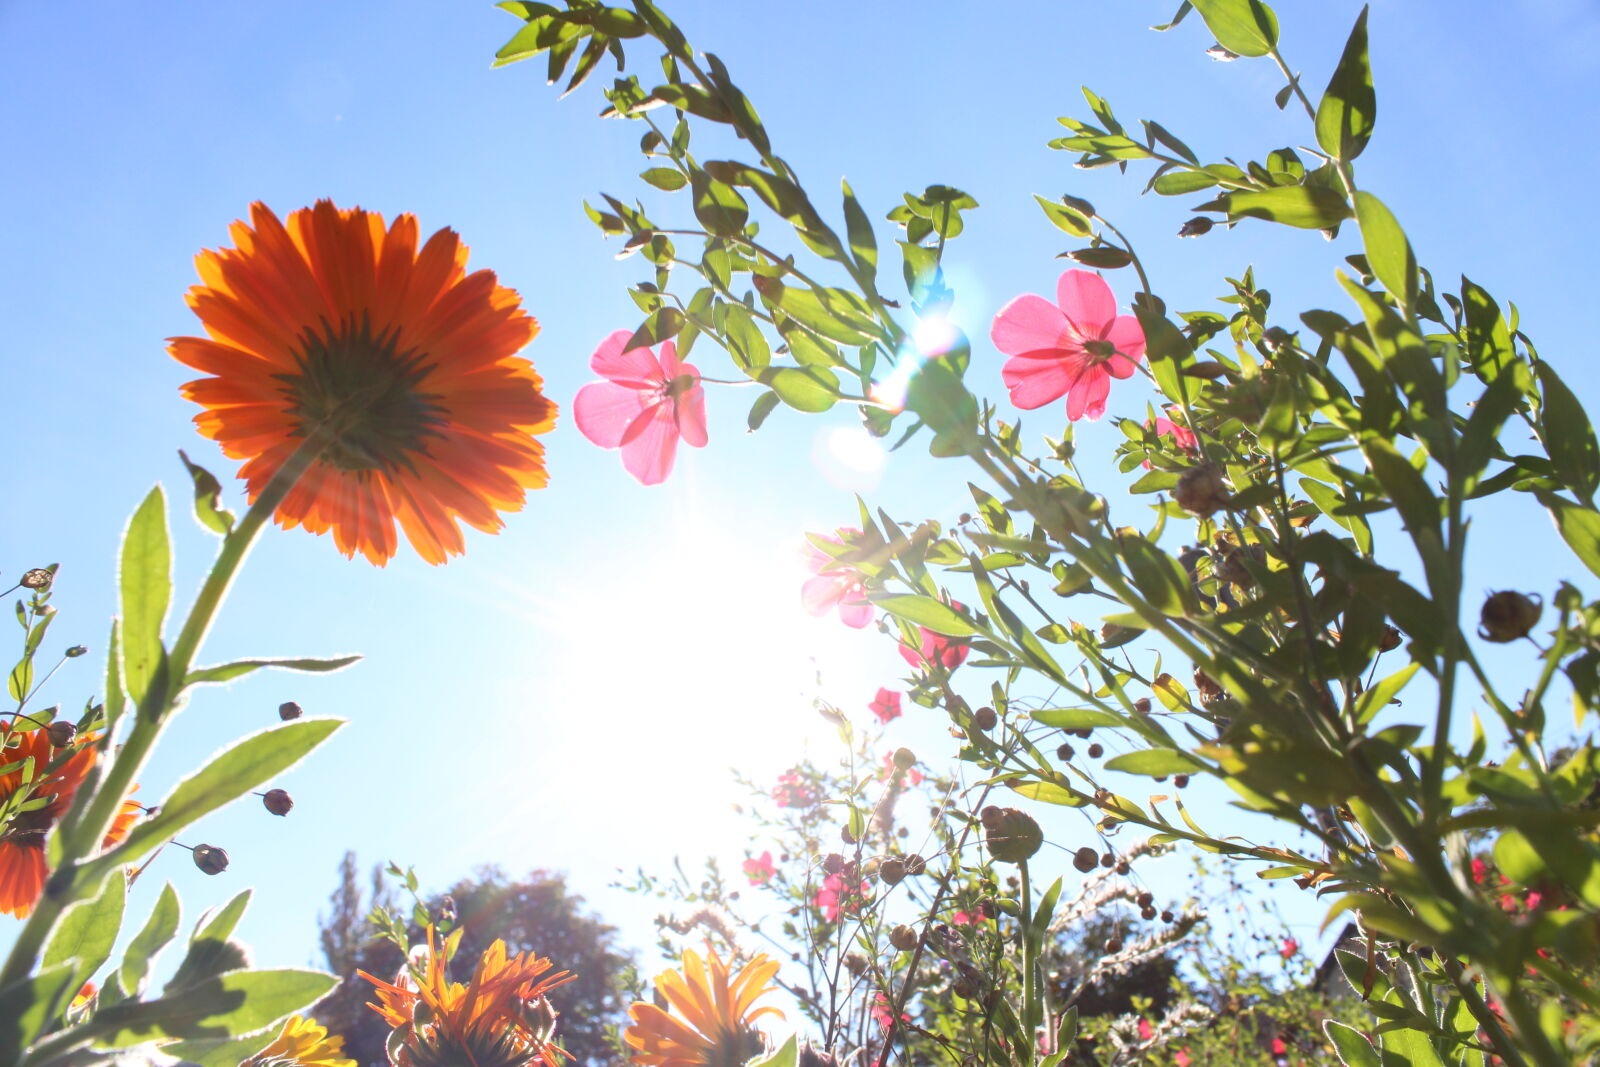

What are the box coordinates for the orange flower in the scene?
[625,945,783,1067]
[242,1014,355,1067]
[0,727,141,918]
[170,200,557,565]
[360,929,574,1067]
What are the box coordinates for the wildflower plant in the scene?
[499,1,1600,1065]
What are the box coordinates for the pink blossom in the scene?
[573,329,708,485]
[1142,415,1199,469]
[950,910,975,926]
[869,687,902,725]
[801,530,872,628]
[771,770,819,809]
[990,270,1146,421]
[898,601,972,671]
[879,751,924,787]
[742,850,776,884]
[814,872,869,922]
[1175,1048,1193,1067]
[870,992,909,1032]
[1280,937,1298,959]
[1272,1036,1288,1056]
[1471,857,1490,884]
[1137,1018,1154,1042]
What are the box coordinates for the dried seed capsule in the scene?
[1177,216,1214,238]
[1115,860,1130,875]
[1136,891,1154,907]
[984,808,1043,863]
[20,569,53,591]
[278,701,303,721]
[1073,847,1099,873]
[1161,910,1175,923]
[1193,668,1224,704]
[1174,774,1190,788]
[64,645,88,658]
[1100,852,1116,869]
[1105,936,1123,954]
[1479,591,1541,643]
[823,853,845,875]
[1140,906,1158,920]
[973,706,997,731]
[890,925,918,952]
[1087,743,1104,759]
[46,721,77,748]
[1378,625,1403,652]
[840,824,857,845]
[879,858,906,885]
[262,788,294,816]
[1174,464,1230,517]
[1133,697,1152,714]
[192,844,229,875]
[1056,743,1075,761]
[893,747,916,769]
[903,853,926,877]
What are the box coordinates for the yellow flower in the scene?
[360,929,573,1067]
[242,1014,354,1067]
[625,945,783,1067]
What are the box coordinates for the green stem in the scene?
[1020,859,1038,1067]
[0,436,323,995]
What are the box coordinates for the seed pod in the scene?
[1378,625,1403,652]
[1174,464,1230,517]
[1105,936,1123,954]
[46,721,77,748]
[823,853,845,875]
[1183,361,1228,380]
[1174,774,1190,788]
[1136,891,1154,907]
[1072,847,1099,873]
[903,853,926,877]
[1133,697,1152,714]
[20,569,53,591]
[1100,852,1116,869]
[1193,668,1224,704]
[1087,743,1104,759]
[840,824,857,845]
[1479,591,1541,643]
[1056,743,1075,761]
[262,788,294,816]
[1161,910,1175,923]
[278,701,303,721]
[1115,860,1130,875]
[893,747,916,769]
[879,858,906,885]
[889,925,918,952]
[1177,216,1214,238]
[973,706,997,731]
[1140,905,1158,920]
[64,645,88,658]
[983,807,1043,863]
[192,844,229,875]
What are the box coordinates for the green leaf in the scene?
[184,655,360,688]
[1534,361,1600,503]
[1190,0,1280,57]
[754,276,877,346]
[1324,1020,1380,1067]
[1152,170,1219,196]
[1315,7,1375,162]
[1210,186,1351,229]
[841,180,877,276]
[120,883,180,997]
[1353,192,1415,311]
[1354,663,1419,726]
[690,172,749,237]
[722,303,770,374]
[1007,778,1087,807]
[1119,539,1198,617]
[758,366,838,413]
[92,968,338,1047]
[747,390,781,431]
[748,1033,798,1067]
[177,451,234,536]
[0,962,77,1059]
[103,620,126,741]
[1535,492,1600,581]
[1461,277,1516,382]
[1034,195,1094,238]
[1031,708,1124,729]
[1378,1026,1446,1067]
[1104,749,1205,776]
[43,868,126,1000]
[874,595,977,636]
[119,486,171,711]
[112,719,344,866]
[164,1034,277,1067]
[640,167,687,191]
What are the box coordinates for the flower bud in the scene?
[1177,216,1214,238]
[1174,464,1230,517]
[46,720,77,747]
[903,853,926,877]
[192,844,229,875]
[1378,625,1403,652]
[1072,847,1099,873]
[879,858,906,885]
[890,924,918,952]
[892,747,916,769]
[278,701,303,721]
[64,645,88,658]
[973,706,997,731]
[262,788,294,816]
[20,568,53,591]
[983,807,1042,863]
[1479,591,1541,643]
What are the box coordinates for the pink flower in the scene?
[742,850,775,884]
[814,872,869,922]
[898,601,971,671]
[1470,857,1490,884]
[879,751,924,787]
[869,687,902,725]
[1272,1036,1288,1056]
[573,329,708,485]
[1280,937,1298,959]
[870,992,909,1032]
[1142,415,1199,469]
[1175,1048,1193,1067]
[990,270,1146,421]
[801,530,872,628]
[1137,1018,1154,1042]
[950,910,975,926]
[771,770,819,809]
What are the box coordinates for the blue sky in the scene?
[2,0,1599,986]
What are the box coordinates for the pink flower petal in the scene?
[1065,368,1112,421]
[1002,355,1081,410]
[1103,314,1147,359]
[675,367,709,448]
[801,575,844,616]
[838,599,874,629]
[573,380,648,448]
[1104,352,1142,379]
[1056,270,1116,329]
[618,403,681,485]
[990,294,1068,357]
[590,329,665,387]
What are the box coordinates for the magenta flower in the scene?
[990,270,1146,421]
[1280,937,1298,959]
[868,687,902,725]
[742,850,776,884]
[813,872,869,923]
[898,600,971,670]
[870,992,909,1032]
[801,530,872,628]
[771,770,819,809]
[572,329,708,485]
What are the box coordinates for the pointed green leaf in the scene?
[1211,186,1351,229]
[757,366,838,413]
[177,450,235,536]
[1353,192,1415,311]
[120,883,180,997]
[1324,1020,1380,1067]
[1534,361,1599,504]
[841,180,878,276]
[119,486,171,710]
[184,655,360,688]
[1034,195,1094,238]
[1190,0,1279,57]
[1315,7,1375,162]
[1104,749,1205,776]
[1535,492,1600,581]
[91,968,338,1047]
[873,595,977,636]
[43,868,126,998]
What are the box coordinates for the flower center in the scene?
[278,316,447,473]
[1082,338,1117,362]
[663,373,698,400]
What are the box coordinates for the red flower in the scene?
[870,992,909,1032]
[742,850,775,884]
[1142,415,1199,469]
[1272,1036,1288,1056]
[814,872,869,922]
[801,530,873,629]
[1471,857,1490,884]
[869,688,902,725]
[1175,1049,1192,1067]
[1137,1018,1153,1042]
[991,270,1146,421]
[1279,937,1298,959]
[897,602,971,671]
[771,771,818,809]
